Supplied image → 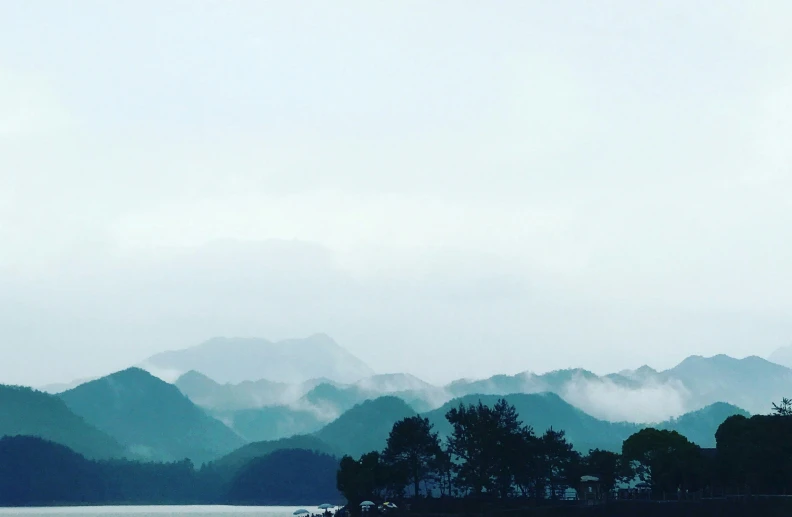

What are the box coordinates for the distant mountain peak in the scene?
[768,344,792,368]
[354,373,433,393]
[140,334,375,384]
[670,353,788,373]
[178,370,217,383]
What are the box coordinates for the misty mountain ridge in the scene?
[43,333,788,427]
[6,369,754,467]
[141,333,374,384]
[175,350,789,426]
[174,370,311,411]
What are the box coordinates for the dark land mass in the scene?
[212,434,340,473]
[0,435,342,506]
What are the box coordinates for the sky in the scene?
[1,1,791,387]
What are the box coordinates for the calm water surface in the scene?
[0,507,334,517]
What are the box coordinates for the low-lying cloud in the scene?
[561,375,691,423]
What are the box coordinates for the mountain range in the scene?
[6,333,790,476]
[171,346,789,433]
[2,367,752,469]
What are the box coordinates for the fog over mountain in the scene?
[169,342,790,425]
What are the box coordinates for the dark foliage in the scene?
[228,449,342,505]
[338,400,584,503]
[0,436,104,505]
[382,416,443,497]
[621,428,704,494]
[715,413,792,493]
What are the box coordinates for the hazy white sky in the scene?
[1,1,791,386]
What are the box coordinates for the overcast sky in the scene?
[1,1,791,387]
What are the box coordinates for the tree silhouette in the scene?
[541,428,581,499]
[382,416,443,497]
[445,398,532,497]
[772,397,792,416]
[716,413,792,494]
[581,449,625,497]
[622,428,702,495]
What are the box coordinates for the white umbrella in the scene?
[318,505,334,510]
[294,510,310,515]
[360,501,375,507]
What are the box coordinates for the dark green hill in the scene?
[0,435,103,505]
[213,434,339,472]
[227,449,342,505]
[659,402,751,446]
[59,368,245,464]
[0,384,124,459]
[314,396,417,458]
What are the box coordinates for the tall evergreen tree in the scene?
[382,416,443,497]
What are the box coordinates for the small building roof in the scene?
[580,475,600,482]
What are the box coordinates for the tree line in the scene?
[337,398,792,506]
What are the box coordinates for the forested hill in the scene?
[213,434,340,473]
[0,384,125,459]
[58,367,244,464]
[315,396,417,458]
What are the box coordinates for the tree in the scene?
[716,413,792,494]
[772,398,792,416]
[622,428,703,496]
[541,428,580,499]
[445,398,532,498]
[581,449,625,497]
[337,452,393,506]
[382,416,443,497]
[512,430,543,499]
[430,448,454,497]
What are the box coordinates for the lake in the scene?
[0,507,335,517]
